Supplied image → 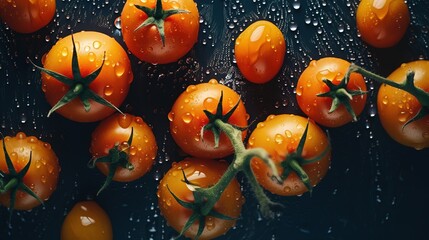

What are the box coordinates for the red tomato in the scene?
[0,0,56,33]
[296,57,367,127]
[377,60,429,149]
[356,0,410,48]
[61,201,113,240]
[248,114,331,196]
[234,20,286,84]
[157,158,244,239]
[0,132,60,210]
[168,79,248,159]
[121,0,199,64]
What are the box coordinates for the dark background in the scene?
[1,0,429,239]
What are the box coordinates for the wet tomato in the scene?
[234,20,285,84]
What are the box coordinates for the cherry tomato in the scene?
[157,158,244,239]
[248,114,331,196]
[168,79,248,159]
[356,0,410,48]
[377,60,429,150]
[61,201,113,240]
[0,132,60,210]
[40,31,133,122]
[296,57,367,127]
[234,20,285,84]
[0,0,56,33]
[121,0,199,64]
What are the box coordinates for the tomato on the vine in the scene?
[248,114,331,196]
[157,158,244,240]
[0,0,56,33]
[121,0,199,64]
[168,79,248,159]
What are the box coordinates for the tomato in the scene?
[234,20,285,84]
[121,0,199,64]
[296,57,367,127]
[61,201,113,240]
[356,0,410,48]
[39,31,133,122]
[0,132,60,210]
[89,113,158,193]
[377,60,429,150]
[168,79,248,159]
[0,0,55,33]
[248,114,331,196]
[157,158,244,239]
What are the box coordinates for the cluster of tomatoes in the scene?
[0,0,428,239]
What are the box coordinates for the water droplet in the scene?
[114,17,122,29]
[93,41,101,49]
[115,62,125,77]
[186,85,197,93]
[88,52,96,62]
[203,97,217,112]
[41,175,47,183]
[285,130,292,138]
[182,113,193,124]
[283,186,291,193]
[61,47,68,57]
[274,134,285,144]
[103,85,113,96]
[289,22,298,32]
[118,114,133,128]
[168,111,174,122]
[292,0,301,10]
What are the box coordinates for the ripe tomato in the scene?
[121,0,199,64]
[0,132,60,210]
[248,114,331,196]
[39,31,133,122]
[296,57,367,127]
[356,0,410,48]
[61,201,113,240]
[0,0,55,33]
[377,60,429,150]
[234,20,285,84]
[168,79,248,159]
[157,158,244,240]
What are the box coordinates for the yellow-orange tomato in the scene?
[377,60,429,150]
[234,20,285,84]
[61,201,113,240]
[0,0,56,33]
[356,0,410,48]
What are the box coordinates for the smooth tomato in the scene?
[377,60,429,150]
[296,57,367,127]
[61,201,113,240]
[121,0,199,64]
[234,20,285,84]
[168,79,248,159]
[248,114,331,196]
[356,0,410,48]
[0,0,55,33]
[157,158,244,239]
[0,132,60,210]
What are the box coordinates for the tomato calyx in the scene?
[88,128,135,195]
[29,34,123,117]
[134,0,190,47]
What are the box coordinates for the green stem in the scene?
[0,178,18,193]
[154,0,163,18]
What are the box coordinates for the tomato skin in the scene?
[121,0,199,64]
[356,0,410,48]
[296,57,367,127]
[61,201,113,240]
[89,113,158,182]
[248,114,331,196]
[0,0,55,33]
[234,20,285,84]
[41,31,133,122]
[168,79,248,159]
[377,60,429,150]
[157,158,244,240]
[0,132,60,210]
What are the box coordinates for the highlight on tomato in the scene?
[296,57,367,128]
[121,0,199,64]
[61,201,113,240]
[168,79,248,159]
[247,114,331,196]
[356,0,410,48]
[234,20,286,84]
[0,0,56,33]
[89,113,158,195]
[157,158,244,239]
[0,132,60,212]
[30,31,133,122]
